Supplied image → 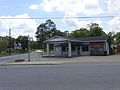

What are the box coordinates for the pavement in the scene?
[0,53,120,66]
[1,63,120,90]
[1,53,120,90]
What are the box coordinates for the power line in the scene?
[0,16,119,20]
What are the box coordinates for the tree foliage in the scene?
[69,28,89,38]
[69,23,106,38]
[115,32,120,44]
[107,32,115,44]
[16,36,28,51]
[0,36,9,53]
[35,19,66,48]
[0,36,15,54]
[88,23,106,36]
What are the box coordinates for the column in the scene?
[105,41,109,55]
[75,46,77,56]
[68,42,72,57]
[47,43,50,56]
[104,41,108,56]
[53,45,55,56]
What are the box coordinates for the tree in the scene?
[35,19,65,49]
[68,23,106,38]
[107,32,115,44]
[63,31,69,37]
[69,28,89,38]
[35,23,47,49]
[30,41,38,49]
[16,36,28,51]
[107,32,116,54]
[0,36,9,53]
[88,23,106,36]
[115,32,120,44]
[0,36,15,54]
[35,19,57,48]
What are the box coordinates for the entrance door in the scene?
[80,46,90,56]
[54,47,62,56]
[77,47,80,55]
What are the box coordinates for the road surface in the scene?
[0,63,120,90]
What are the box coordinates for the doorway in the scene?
[80,46,90,56]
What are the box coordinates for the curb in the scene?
[1,62,62,66]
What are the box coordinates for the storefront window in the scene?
[82,46,89,52]
[62,47,66,52]
[72,46,76,51]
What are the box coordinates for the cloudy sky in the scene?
[0,0,120,39]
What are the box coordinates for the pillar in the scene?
[68,42,71,57]
[47,43,50,56]
[75,46,77,56]
[105,41,109,55]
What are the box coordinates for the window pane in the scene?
[86,46,89,51]
[82,46,85,51]
[82,46,89,52]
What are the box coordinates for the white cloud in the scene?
[28,0,120,33]
[64,18,103,32]
[29,0,103,31]
[106,0,120,33]
[40,0,103,15]
[108,17,120,32]
[29,4,39,10]
[107,0,120,13]
[0,14,37,39]
[30,0,103,15]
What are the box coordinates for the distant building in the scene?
[44,36,110,57]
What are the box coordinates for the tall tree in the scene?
[35,19,65,49]
[36,19,56,48]
[115,32,120,44]
[107,32,115,44]
[88,23,106,36]
[107,32,116,54]
[69,28,89,38]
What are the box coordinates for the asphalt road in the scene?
[0,64,120,90]
[0,52,40,62]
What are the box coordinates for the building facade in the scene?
[44,36,110,57]
[116,44,120,53]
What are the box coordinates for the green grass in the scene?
[0,50,28,57]
[0,53,9,57]
[0,53,17,57]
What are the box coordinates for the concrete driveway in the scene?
[31,54,120,64]
[1,52,120,65]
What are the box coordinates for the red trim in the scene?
[91,42,105,45]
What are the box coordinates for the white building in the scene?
[44,36,110,57]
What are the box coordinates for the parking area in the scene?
[30,54,120,64]
[0,52,120,64]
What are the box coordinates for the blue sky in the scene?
[0,0,120,39]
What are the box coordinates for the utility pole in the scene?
[9,28,11,55]
[28,35,30,62]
